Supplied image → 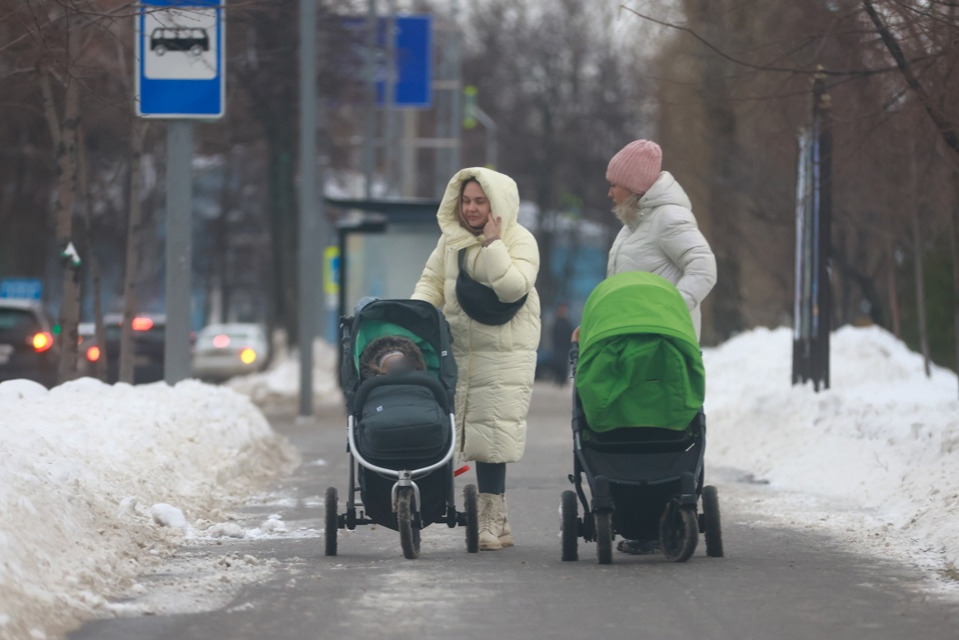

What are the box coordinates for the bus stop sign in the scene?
[136,0,225,118]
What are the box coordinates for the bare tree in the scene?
[36,4,83,381]
[459,0,650,309]
[628,0,959,357]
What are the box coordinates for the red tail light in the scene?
[31,332,54,353]
[131,317,154,331]
[86,345,101,362]
[212,334,230,349]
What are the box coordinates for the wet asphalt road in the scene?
[70,383,959,640]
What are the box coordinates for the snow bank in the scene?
[2,323,958,638]
[705,325,959,577]
[0,378,299,639]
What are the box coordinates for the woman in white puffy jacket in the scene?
[605,139,716,556]
[412,167,540,551]
[604,139,717,341]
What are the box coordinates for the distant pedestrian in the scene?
[550,303,574,386]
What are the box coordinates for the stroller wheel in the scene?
[702,485,724,558]
[660,503,698,562]
[594,509,613,565]
[560,490,578,561]
[324,487,338,556]
[464,484,479,553]
[397,488,421,560]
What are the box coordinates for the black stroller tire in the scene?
[561,490,578,561]
[324,487,338,556]
[397,488,421,559]
[464,484,479,553]
[595,509,613,565]
[660,504,698,562]
[702,485,724,558]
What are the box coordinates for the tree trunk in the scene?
[266,133,298,347]
[691,0,743,341]
[886,239,901,338]
[76,122,106,379]
[119,122,148,383]
[216,151,233,322]
[40,9,82,383]
[911,152,931,377]
[952,172,959,398]
[535,100,557,312]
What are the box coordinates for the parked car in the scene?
[81,313,167,384]
[192,323,270,382]
[0,298,59,387]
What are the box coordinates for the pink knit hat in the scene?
[606,139,663,195]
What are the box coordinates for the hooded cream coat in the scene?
[412,168,541,463]
[607,171,716,340]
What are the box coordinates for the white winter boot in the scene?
[497,494,514,547]
[478,492,503,550]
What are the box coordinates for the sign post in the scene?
[136,0,225,384]
[792,72,832,391]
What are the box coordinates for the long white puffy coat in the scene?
[607,171,717,340]
[412,167,541,463]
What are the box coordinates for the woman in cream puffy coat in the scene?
[412,167,540,551]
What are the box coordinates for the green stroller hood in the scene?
[575,271,705,431]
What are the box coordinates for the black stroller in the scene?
[560,272,724,564]
[326,298,479,559]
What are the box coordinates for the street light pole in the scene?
[298,0,322,417]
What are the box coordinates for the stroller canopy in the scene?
[575,271,705,432]
[340,299,457,408]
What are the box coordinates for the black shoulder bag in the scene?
[456,248,528,326]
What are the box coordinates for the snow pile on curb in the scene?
[0,378,299,639]
[704,325,959,581]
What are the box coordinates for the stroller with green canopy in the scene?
[325,298,479,559]
[560,271,724,564]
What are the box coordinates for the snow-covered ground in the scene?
[703,325,959,592]
[1,326,958,639]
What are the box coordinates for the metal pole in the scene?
[164,120,193,385]
[363,0,378,199]
[400,110,417,196]
[474,106,497,169]
[434,0,463,196]
[449,0,462,173]
[816,75,832,390]
[384,0,397,194]
[298,0,318,417]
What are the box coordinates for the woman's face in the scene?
[460,181,492,230]
[608,183,633,206]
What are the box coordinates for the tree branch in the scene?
[862,0,959,159]
[619,3,924,79]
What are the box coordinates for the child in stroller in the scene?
[326,298,479,559]
[560,271,724,564]
[359,335,427,379]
